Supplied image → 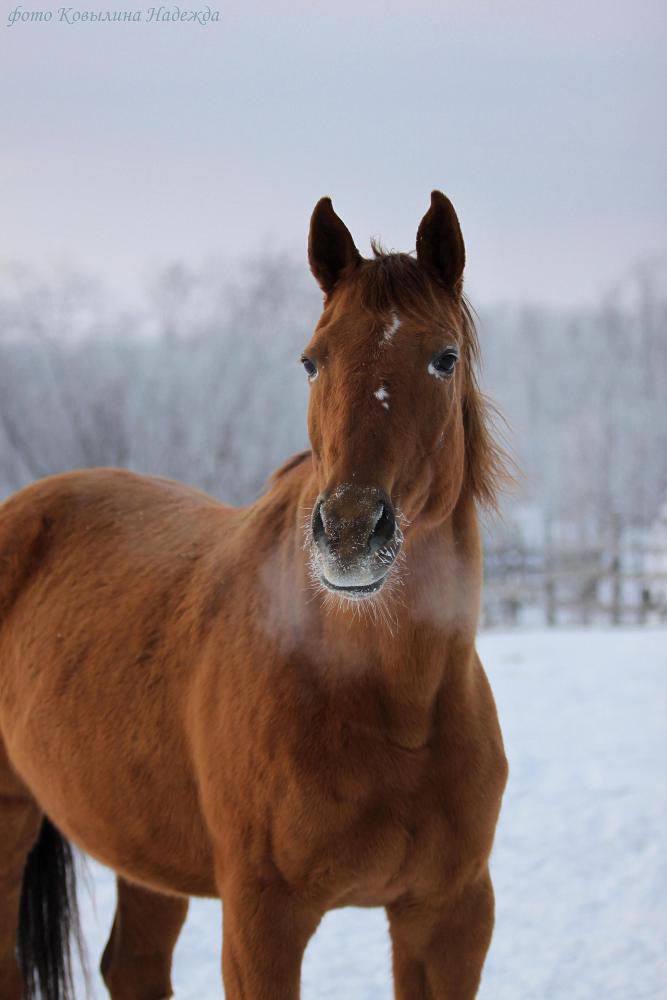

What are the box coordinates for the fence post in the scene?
[544,517,557,626]
[610,513,622,625]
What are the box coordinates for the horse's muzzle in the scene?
[311,485,400,597]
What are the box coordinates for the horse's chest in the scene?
[272,753,445,906]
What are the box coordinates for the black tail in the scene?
[17,817,84,1000]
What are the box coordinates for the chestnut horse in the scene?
[0,191,508,999]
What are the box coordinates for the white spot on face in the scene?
[383,312,401,343]
[374,385,390,410]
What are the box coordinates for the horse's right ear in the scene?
[416,190,466,295]
[308,197,361,296]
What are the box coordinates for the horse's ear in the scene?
[308,197,361,295]
[416,190,465,294]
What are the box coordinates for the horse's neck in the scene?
[284,470,482,748]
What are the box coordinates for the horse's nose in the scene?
[312,487,396,557]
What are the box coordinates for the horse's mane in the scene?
[270,450,311,483]
[352,245,512,511]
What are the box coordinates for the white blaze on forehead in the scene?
[383,311,401,342]
[374,385,390,410]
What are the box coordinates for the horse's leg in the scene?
[220,870,321,999]
[100,877,189,1000]
[0,750,43,1000]
[386,871,495,1000]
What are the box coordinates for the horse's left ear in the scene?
[416,190,466,294]
[308,197,362,296]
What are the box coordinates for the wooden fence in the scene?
[482,518,667,628]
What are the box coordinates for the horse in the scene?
[0,190,508,999]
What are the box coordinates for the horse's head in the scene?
[303,191,503,602]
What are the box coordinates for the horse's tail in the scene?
[17,817,85,1000]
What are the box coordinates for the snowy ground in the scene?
[73,628,667,998]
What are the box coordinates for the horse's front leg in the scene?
[387,870,495,1000]
[221,869,321,1000]
[100,876,189,1000]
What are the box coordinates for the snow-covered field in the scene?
[74,629,667,998]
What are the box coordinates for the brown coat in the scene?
[0,192,508,1000]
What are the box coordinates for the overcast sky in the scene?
[1,0,665,306]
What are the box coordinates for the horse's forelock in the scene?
[354,248,445,322]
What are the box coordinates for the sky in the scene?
[1,0,665,306]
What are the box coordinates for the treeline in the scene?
[1,254,665,544]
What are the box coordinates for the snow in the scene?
[73,628,667,998]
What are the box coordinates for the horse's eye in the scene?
[429,350,458,379]
[301,356,318,380]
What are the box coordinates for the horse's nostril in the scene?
[312,491,397,560]
[312,500,326,544]
[369,501,396,554]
